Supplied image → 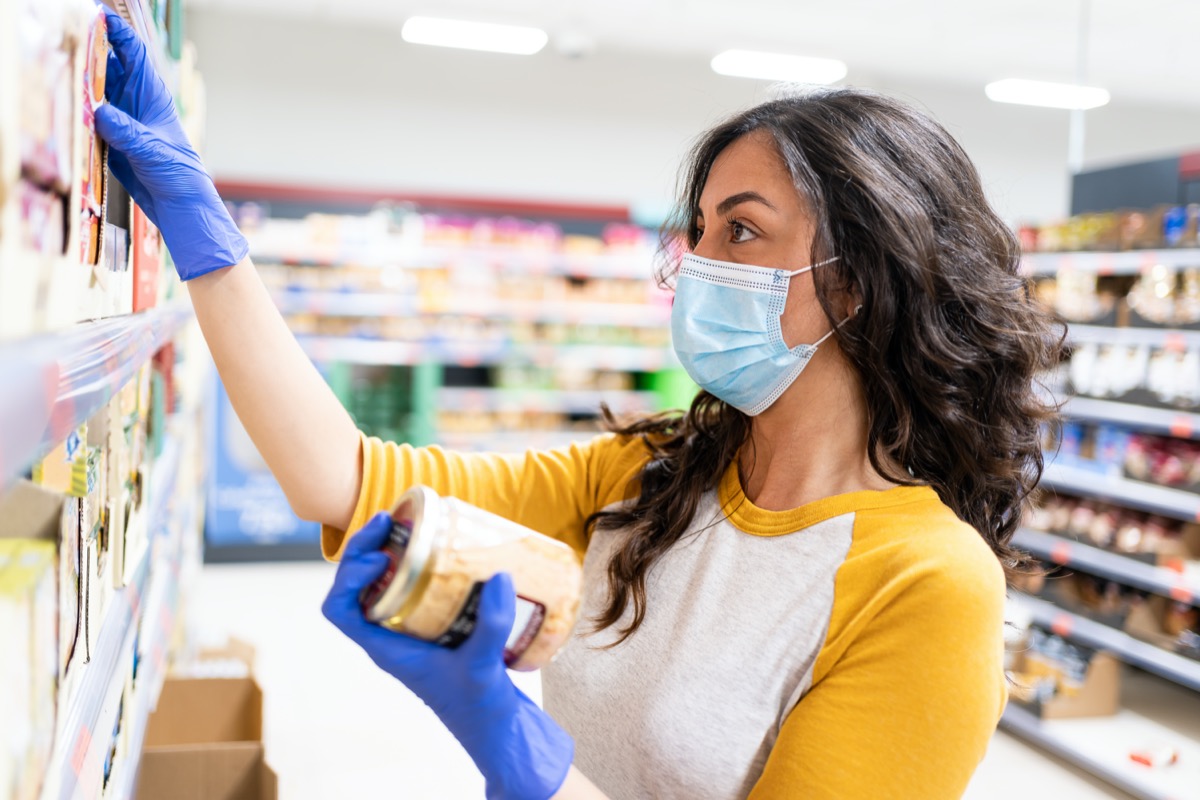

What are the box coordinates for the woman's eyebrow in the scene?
[716,191,777,216]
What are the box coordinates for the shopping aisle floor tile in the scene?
[193,562,1132,800]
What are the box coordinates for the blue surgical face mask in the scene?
[670,252,852,416]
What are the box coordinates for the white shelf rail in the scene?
[1040,459,1200,524]
[1058,396,1200,441]
[1012,527,1199,605]
[271,290,672,328]
[0,303,193,491]
[1023,249,1200,277]
[999,703,1196,800]
[297,335,677,371]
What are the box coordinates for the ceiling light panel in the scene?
[710,49,848,84]
[401,16,548,55]
[984,79,1111,110]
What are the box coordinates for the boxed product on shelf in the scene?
[0,484,61,800]
[1124,593,1200,663]
[1007,627,1120,719]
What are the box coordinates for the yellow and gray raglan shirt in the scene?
[323,432,1008,800]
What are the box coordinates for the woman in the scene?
[97,9,1059,799]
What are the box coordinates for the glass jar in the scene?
[358,485,583,671]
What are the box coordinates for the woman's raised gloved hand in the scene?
[93,7,248,280]
[322,512,574,800]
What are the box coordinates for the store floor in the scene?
[190,562,1129,800]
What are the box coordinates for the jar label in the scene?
[435,581,546,665]
[359,518,413,611]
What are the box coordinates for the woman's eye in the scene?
[730,221,756,243]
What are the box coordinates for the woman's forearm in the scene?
[187,257,362,529]
[552,767,609,800]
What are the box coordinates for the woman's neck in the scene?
[738,353,898,511]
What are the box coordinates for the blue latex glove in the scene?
[322,512,575,800]
[93,7,248,279]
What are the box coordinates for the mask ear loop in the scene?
[782,255,840,277]
[812,304,862,347]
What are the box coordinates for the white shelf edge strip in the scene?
[1067,324,1200,349]
[1023,248,1200,276]
[1040,460,1200,524]
[999,704,1172,800]
[1059,396,1200,441]
[1012,527,1199,603]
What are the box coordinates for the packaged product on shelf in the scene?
[17,1,73,194]
[16,179,66,255]
[1175,268,1200,326]
[1128,264,1179,327]
[1053,270,1115,324]
[1124,593,1200,662]
[1162,205,1199,248]
[78,5,109,269]
[0,481,63,800]
[1124,432,1200,492]
[1007,627,1120,718]
[1120,208,1170,251]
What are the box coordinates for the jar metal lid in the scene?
[362,485,441,627]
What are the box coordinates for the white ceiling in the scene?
[185,0,1200,109]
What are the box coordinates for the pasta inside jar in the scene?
[359,485,583,671]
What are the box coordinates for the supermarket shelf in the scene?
[41,432,182,800]
[0,303,193,490]
[271,290,671,328]
[433,429,597,453]
[252,245,655,280]
[1012,527,1200,605]
[1023,248,1200,276]
[437,387,657,415]
[1068,324,1200,350]
[1011,593,1200,692]
[999,702,1200,800]
[1060,395,1200,441]
[298,335,676,371]
[1041,458,1200,523]
[108,491,196,800]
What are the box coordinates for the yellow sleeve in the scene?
[321,432,650,561]
[748,524,1008,799]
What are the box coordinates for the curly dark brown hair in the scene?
[586,87,1064,645]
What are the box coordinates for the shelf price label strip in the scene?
[0,303,193,491]
[1013,528,1200,606]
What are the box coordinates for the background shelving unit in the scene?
[1008,247,1200,797]
[200,196,695,561]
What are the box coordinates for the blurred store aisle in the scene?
[190,562,1128,800]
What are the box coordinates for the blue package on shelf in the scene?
[204,378,319,555]
[1059,421,1086,458]
[1094,424,1133,466]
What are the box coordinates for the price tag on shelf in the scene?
[1050,541,1072,566]
[1165,332,1188,354]
[1169,580,1194,605]
[70,726,92,775]
[1050,613,1075,638]
[1097,253,1115,276]
[1170,415,1195,440]
[1140,252,1159,273]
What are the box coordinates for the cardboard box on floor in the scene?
[135,640,277,800]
